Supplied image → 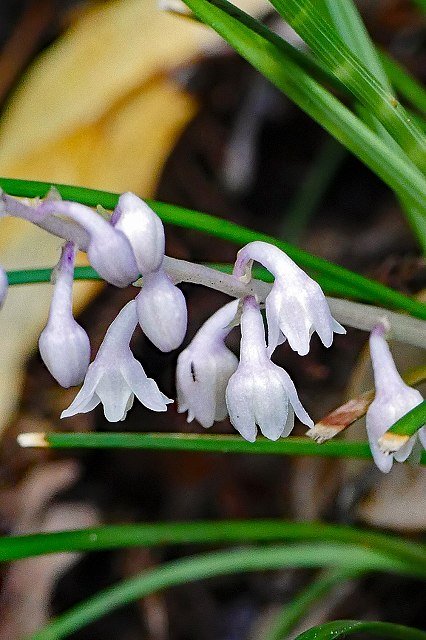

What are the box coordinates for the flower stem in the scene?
[7,260,426,348]
[1,178,426,320]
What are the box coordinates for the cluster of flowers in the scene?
[0,189,423,471]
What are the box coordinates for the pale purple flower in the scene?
[176,299,239,428]
[39,242,90,387]
[112,192,165,274]
[61,300,172,422]
[38,200,139,287]
[0,265,7,308]
[225,296,313,442]
[136,268,187,352]
[233,241,345,356]
[367,323,425,473]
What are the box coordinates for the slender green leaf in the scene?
[266,569,360,640]
[283,137,346,243]
[294,620,426,639]
[3,519,426,566]
[4,263,368,302]
[27,543,425,640]
[323,0,391,90]
[322,0,426,253]
[385,399,426,438]
[413,0,426,13]
[19,431,426,465]
[269,0,426,170]
[2,178,426,318]
[6,266,100,285]
[380,51,426,116]
[180,0,426,215]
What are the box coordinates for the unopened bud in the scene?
[112,192,165,274]
[39,242,91,387]
[136,269,187,352]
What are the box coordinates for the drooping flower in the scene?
[39,242,90,387]
[136,268,187,352]
[0,265,7,308]
[38,200,139,287]
[112,192,165,274]
[225,296,313,442]
[233,241,345,356]
[367,323,425,473]
[61,300,172,422]
[176,299,239,428]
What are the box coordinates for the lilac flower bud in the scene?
[136,268,187,352]
[176,299,239,428]
[233,241,345,356]
[367,323,425,473]
[38,200,139,287]
[0,265,7,308]
[225,296,313,442]
[112,192,165,274]
[39,242,90,388]
[61,300,172,422]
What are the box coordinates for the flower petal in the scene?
[95,370,133,422]
[253,372,288,440]
[226,371,257,442]
[277,368,313,428]
[60,363,102,418]
[61,392,101,418]
[121,357,172,411]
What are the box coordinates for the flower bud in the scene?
[112,192,165,274]
[38,200,139,287]
[136,268,187,352]
[39,242,91,387]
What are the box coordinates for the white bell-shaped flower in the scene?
[0,265,7,308]
[61,300,172,422]
[136,268,187,352]
[39,242,90,388]
[112,192,165,274]
[367,323,425,473]
[176,299,239,428]
[38,200,139,287]
[233,241,345,356]
[225,296,313,442]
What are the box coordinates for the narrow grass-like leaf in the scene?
[380,52,426,116]
[413,0,426,12]
[269,0,426,171]
[180,0,426,213]
[17,431,426,465]
[265,569,360,640]
[2,178,426,318]
[378,400,426,456]
[27,543,425,640]
[6,266,100,285]
[283,137,346,243]
[322,0,391,90]
[322,0,426,248]
[3,519,426,566]
[294,620,426,640]
[384,399,426,439]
